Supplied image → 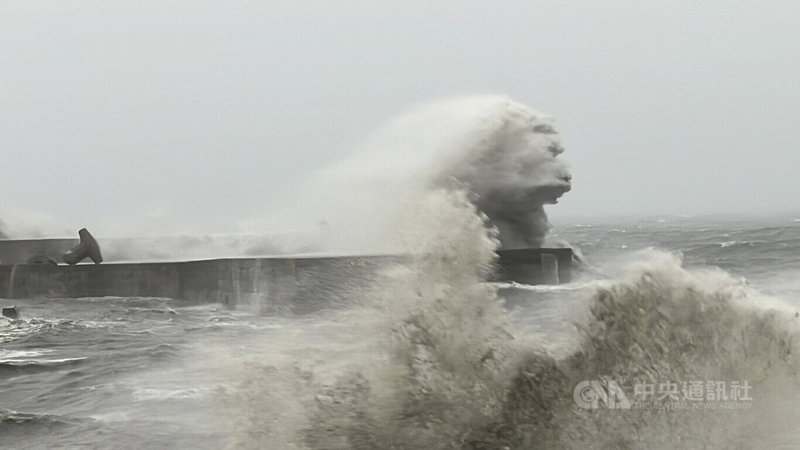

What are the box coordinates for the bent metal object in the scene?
[62,228,103,265]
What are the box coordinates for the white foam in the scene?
[289,95,571,253]
[132,387,205,401]
[0,349,53,359]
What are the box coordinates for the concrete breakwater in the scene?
[0,255,397,314]
[0,238,79,265]
[0,239,572,312]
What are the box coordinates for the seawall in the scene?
[0,244,572,312]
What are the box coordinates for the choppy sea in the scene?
[3,216,800,449]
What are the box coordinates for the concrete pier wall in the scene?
[0,239,77,265]
[495,248,573,285]
[0,255,397,314]
[0,244,572,313]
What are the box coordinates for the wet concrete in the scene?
[0,239,571,312]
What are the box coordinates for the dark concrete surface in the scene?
[0,239,572,312]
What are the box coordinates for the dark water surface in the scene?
[3,217,800,448]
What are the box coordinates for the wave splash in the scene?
[297,95,571,252]
[229,190,800,448]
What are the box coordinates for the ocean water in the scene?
[1,96,797,449]
[3,214,800,449]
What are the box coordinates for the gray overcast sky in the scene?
[1,1,798,236]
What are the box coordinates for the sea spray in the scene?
[0,208,72,239]
[465,251,800,448]
[222,97,800,447]
[224,189,515,448]
[226,206,800,448]
[307,190,516,447]
[293,95,572,253]
[0,96,571,259]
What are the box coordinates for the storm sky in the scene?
[1,1,798,236]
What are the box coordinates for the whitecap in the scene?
[132,387,204,401]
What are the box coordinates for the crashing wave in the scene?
[297,95,571,252]
[229,191,800,449]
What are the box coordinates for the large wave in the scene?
[293,95,571,252]
[228,189,800,448]
[1,95,570,261]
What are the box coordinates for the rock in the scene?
[2,306,19,319]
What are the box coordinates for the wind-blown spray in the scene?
[229,188,800,448]
[225,98,800,448]
[297,95,571,251]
